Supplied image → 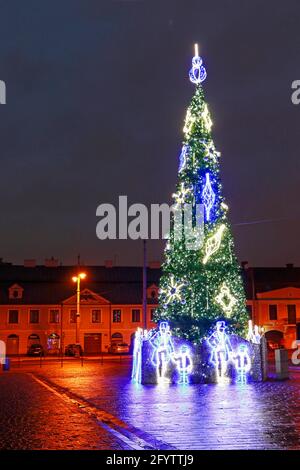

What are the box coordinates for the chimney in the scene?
[105,259,113,268]
[286,263,294,268]
[45,257,59,267]
[149,261,161,269]
[24,259,36,268]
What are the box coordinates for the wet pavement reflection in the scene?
[2,359,300,449]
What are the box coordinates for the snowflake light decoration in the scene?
[159,276,185,304]
[215,283,237,317]
[202,140,220,164]
[172,182,193,206]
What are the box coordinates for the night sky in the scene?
[0,0,300,267]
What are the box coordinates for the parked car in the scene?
[109,342,129,354]
[27,344,44,356]
[65,343,83,357]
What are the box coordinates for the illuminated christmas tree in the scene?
[156,45,248,343]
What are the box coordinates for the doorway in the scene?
[84,333,101,354]
[7,334,19,355]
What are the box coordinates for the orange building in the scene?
[1,260,300,355]
[244,265,300,349]
[0,261,159,355]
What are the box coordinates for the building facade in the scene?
[244,265,300,349]
[1,262,300,355]
[0,263,160,355]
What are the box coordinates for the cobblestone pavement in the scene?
[3,359,300,450]
[0,372,130,450]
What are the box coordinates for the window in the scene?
[8,284,23,300]
[29,309,39,324]
[288,304,297,325]
[111,332,123,343]
[8,310,18,324]
[269,305,277,321]
[246,305,253,320]
[150,308,156,322]
[70,309,77,323]
[147,285,158,300]
[49,309,59,323]
[113,309,121,323]
[132,309,140,323]
[92,309,101,323]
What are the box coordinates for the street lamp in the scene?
[72,272,86,344]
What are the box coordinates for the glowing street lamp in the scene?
[72,273,86,344]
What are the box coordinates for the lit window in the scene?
[70,310,77,323]
[113,310,121,323]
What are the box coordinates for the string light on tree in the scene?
[215,283,237,317]
[156,44,248,342]
[183,107,196,137]
[202,104,212,132]
[203,224,226,264]
[221,202,229,212]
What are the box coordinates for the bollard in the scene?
[3,357,10,371]
[260,336,268,380]
[275,348,289,380]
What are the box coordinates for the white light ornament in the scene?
[203,224,226,264]
[173,345,193,384]
[172,182,193,206]
[149,322,175,384]
[207,320,233,383]
[178,144,190,173]
[233,344,251,384]
[202,173,215,221]
[221,202,229,212]
[247,320,261,345]
[189,44,207,85]
[131,327,144,384]
[202,140,220,164]
[183,107,196,137]
[202,104,212,132]
[215,282,237,317]
[160,275,185,304]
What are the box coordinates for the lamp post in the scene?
[72,272,86,344]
